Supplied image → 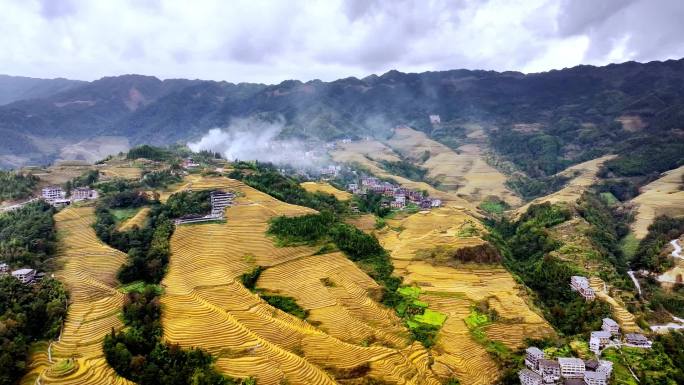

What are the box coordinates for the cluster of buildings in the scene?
[173,190,234,225]
[41,185,98,207]
[521,316,654,385]
[0,263,44,284]
[181,157,200,169]
[319,165,342,179]
[570,276,596,301]
[520,347,613,385]
[347,177,441,210]
[588,318,652,354]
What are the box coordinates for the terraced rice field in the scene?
[513,155,616,218]
[21,206,133,385]
[630,165,684,238]
[100,165,141,180]
[29,164,96,189]
[117,206,150,231]
[161,176,442,385]
[345,213,378,233]
[377,208,554,385]
[301,181,352,201]
[331,140,477,212]
[589,277,641,333]
[386,127,520,206]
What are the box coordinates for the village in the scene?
[347,176,442,211]
[518,276,655,385]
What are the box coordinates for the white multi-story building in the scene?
[558,357,585,379]
[71,187,98,201]
[570,275,596,300]
[625,333,652,348]
[0,263,9,275]
[429,114,441,125]
[12,268,36,284]
[584,370,608,385]
[518,368,543,385]
[590,330,612,353]
[525,347,545,370]
[42,186,65,202]
[538,359,560,383]
[596,360,613,377]
[602,318,620,335]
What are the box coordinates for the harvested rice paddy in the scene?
[21,206,133,385]
[116,206,150,231]
[513,155,616,218]
[161,176,442,385]
[300,181,352,201]
[386,127,520,207]
[331,140,478,212]
[588,277,641,333]
[630,165,684,238]
[376,208,554,385]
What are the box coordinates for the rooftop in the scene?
[558,357,585,366]
[625,333,648,341]
[526,346,544,356]
[12,268,35,275]
[585,371,607,380]
[591,330,612,338]
[519,368,542,379]
[539,359,560,368]
[603,318,618,326]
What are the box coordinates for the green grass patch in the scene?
[110,207,142,223]
[479,200,507,215]
[398,286,421,298]
[413,309,447,326]
[464,308,492,329]
[261,294,308,319]
[620,232,639,260]
[119,281,161,294]
[601,348,639,385]
[599,191,619,206]
[457,222,480,238]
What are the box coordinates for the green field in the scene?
[110,207,142,223]
[414,309,447,326]
[620,232,640,260]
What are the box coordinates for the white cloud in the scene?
[0,0,681,83]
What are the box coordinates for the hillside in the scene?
[3,146,681,385]
[0,74,84,105]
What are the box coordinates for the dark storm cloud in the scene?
[1,0,682,83]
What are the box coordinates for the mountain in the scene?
[1,59,683,173]
[0,74,84,105]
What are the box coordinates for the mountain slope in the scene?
[1,58,683,174]
[0,74,84,105]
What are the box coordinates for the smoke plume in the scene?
[188,117,318,167]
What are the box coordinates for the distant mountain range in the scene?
[1,59,683,172]
[0,75,85,105]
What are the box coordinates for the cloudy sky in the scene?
[1,0,682,84]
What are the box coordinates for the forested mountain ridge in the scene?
[1,58,684,172]
[0,74,84,105]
